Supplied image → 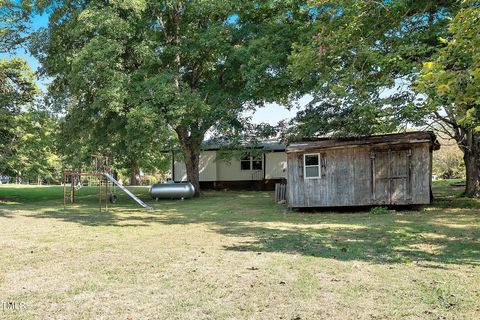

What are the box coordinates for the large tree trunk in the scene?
[130,161,140,186]
[434,108,479,197]
[462,130,480,197]
[176,127,203,197]
[183,144,201,197]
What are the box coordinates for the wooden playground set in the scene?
[62,155,152,211]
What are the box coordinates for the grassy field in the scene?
[0,181,479,319]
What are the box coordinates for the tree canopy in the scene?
[286,1,459,133]
[1,1,62,183]
[33,0,300,194]
[0,0,51,52]
[0,57,37,176]
[417,1,480,196]
[32,0,173,183]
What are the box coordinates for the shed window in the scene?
[304,154,320,179]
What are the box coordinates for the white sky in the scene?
[245,103,298,125]
[244,95,312,125]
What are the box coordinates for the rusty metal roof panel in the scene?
[286,131,439,153]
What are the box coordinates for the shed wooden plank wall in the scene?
[287,143,432,208]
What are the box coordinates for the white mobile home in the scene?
[172,141,287,190]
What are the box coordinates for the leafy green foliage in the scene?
[32,1,172,177]
[286,0,459,138]
[416,1,480,196]
[283,94,400,140]
[432,134,465,179]
[284,1,480,196]
[417,1,480,131]
[34,0,299,192]
[0,0,52,52]
[0,57,37,111]
[1,0,33,52]
[13,110,61,181]
[133,1,300,194]
[370,207,390,215]
[0,57,46,177]
[1,1,60,181]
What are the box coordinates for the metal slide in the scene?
[103,173,153,210]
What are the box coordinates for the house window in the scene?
[240,155,263,171]
[304,154,320,179]
[241,156,251,170]
[252,156,263,170]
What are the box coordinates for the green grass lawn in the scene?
[0,180,479,319]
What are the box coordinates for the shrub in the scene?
[370,206,390,215]
[432,135,465,179]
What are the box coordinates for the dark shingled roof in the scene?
[201,139,286,151]
[286,131,440,153]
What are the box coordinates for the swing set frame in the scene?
[63,155,112,212]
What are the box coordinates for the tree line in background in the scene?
[0,0,478,197]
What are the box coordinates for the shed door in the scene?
[372,149,411,205]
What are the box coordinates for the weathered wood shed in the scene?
[286,132,440,208]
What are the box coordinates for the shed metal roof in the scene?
[286,131,440,153]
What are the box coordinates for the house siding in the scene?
[216,158,264,181]
[265,152,287,179]
[173,150,287,190]
[174,151,217,182]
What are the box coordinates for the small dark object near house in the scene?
[286,131,440,208]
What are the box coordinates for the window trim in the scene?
[304,153,321,179]
[252,156,263,171]
[240,155,263,171]
[240,156,252,171]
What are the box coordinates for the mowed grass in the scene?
[0,181,479,319]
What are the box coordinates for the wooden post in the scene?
[70,174,74,207]
[263,153,266,191]
[370,153,376,201]
[72,174,75,204]
[105,175,108,212]
[105,158,109,211]
[407,149,412,201]
[99,174,102,212]
[63,172,66,210]
[275,183,287,203]
[388,149,392,204]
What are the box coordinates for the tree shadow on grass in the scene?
[32,206,172,227]
[36,209,122,227]
[16,190,480,266]
[0,209,14,218]
[212,211,480,267]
